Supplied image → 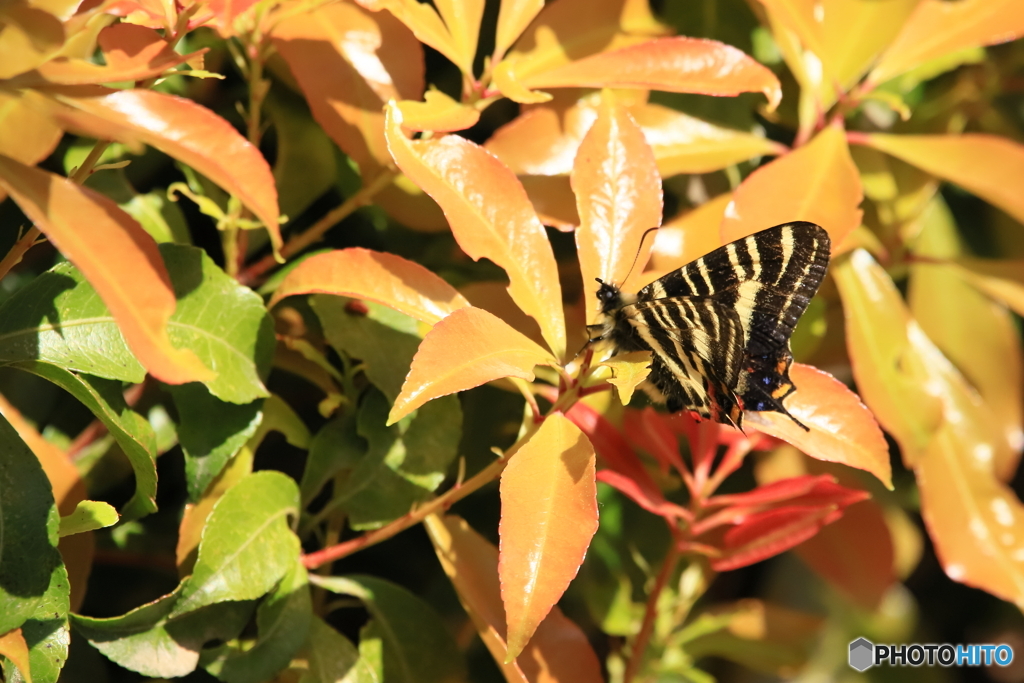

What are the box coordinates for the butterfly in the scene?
[588,221,831,431]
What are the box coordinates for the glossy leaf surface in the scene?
[499,414,598,659]
[385,103,566,358]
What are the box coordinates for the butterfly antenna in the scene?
[622,227,661,285]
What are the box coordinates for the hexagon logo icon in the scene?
[849,637,874,671]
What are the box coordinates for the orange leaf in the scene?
[0,3,64,79]
[460,281,546,349]
[793,498,895,610]
[485,93,600,176]
[855,133,1024,227]
[13,23,195,86]
[499,414,598,660]
[494,0,544,61]
[633,103,787,177]
[0,91,62,167]
[721,123,863,248]
[644,193,732,279]
[385,103,566,358]
[271,2,424,171]
[515,38,782,110]
[867,0,1024,87]
[374,0,465,73]
[744,363,892,489]
[397,90,480,132]
[572,96,662,324]
[956,257,1024,318]
[520,175,580,230]
[425,514,604,683]
[0,155,213,386]
[269,248,470,325]
[42,87,282,254]
[916,424,1024,608]
[433,0,485,75]
[910,199,1023,480]
[388,306,556,424]
[0,628,31,683]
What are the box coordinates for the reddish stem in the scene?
[623,526,682,683]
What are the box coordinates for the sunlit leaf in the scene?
[500,414,598,660]
[600,351,652,407]
[916,424,1024,609]
[366,0,465,74]
[744,363,892,488]
[425,514,604,682]
[0,92,62,168]
[272,2,423,171]
[644,193,732,278]
[0,3,64,79]
[0,630,31,683]
[506,38,782,109]
[0,155,214,386]
[633,103,786,177]
[171,471,300,617]
[58,500,119,537]
[494,0,544,61]
[7,362,159,520]
[867,0,1024,87]
[572,95,662,323]
[72,588,254,678]
[397,90,480,132]
[41,88,282,252]
[388,306,556,424]
[14,23,195,85]
[433,0,485,75]
[856,133,1024,227]
[910,198,1023,479]
[721,123,863,247]
[956,257,1024,318]
[385,103,566,357]
[270,248,470,325]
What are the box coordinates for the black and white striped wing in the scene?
[629,221,830,425]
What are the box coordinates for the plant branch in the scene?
[239,169,397,286]
[624,529,682,683]
[302,442,514,569]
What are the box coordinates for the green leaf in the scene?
[3,565,70,683]
[266,89,337,220]
[300,411,366,507]
[202,560,312,683]
[312,295,420,404]
[159,245,276,404]
[249,393,311,454]
[300,616,378,683]
[121,190,192,245]
[72,586,255,678]
[58,500,119,537]
[6,361,158,520]
[346,392,461,530]
[309,575,465,683]
[0,245,276,404]
[171,383,264,501]
[171,471,301,618]
[0,411,64,634]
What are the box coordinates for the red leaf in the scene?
[712,506,837,571]
[624,407,686,474]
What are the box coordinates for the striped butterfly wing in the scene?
[631,221,830,427]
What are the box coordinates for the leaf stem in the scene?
[301,447,512,569]
[239,169,397,286]
[624,529,682,683]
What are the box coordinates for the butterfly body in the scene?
[590,222,831,430]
